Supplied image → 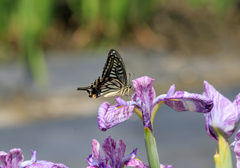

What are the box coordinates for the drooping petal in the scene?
[6,148,24,168]
[164,91,213,113]
[204,81,239,140]
[132,76,156,113]
[98,102,135,131]
[230,129,240,168]
[0,151,7,167]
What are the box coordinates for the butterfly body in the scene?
[77,49,131,98]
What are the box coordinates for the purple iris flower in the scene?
[0,148,68,168]
[203,81,240,141]
[86,136,139,168]
[98,76,213,131]
[230,129,240,168]
[86,136,173,168]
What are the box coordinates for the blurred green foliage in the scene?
[187,0,238,14]
[68,0,160,45]
[0,0,239,86]
[15,0,53,86]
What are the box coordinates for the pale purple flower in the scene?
[98,76,213,131]
[230,129,240,168]
[0,148,68,168]
[203,81,240,140]
[0,148,23,168]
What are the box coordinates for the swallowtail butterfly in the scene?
[77,49,131,98]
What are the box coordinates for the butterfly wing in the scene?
[102,49,127,86]
[77,49,128,98]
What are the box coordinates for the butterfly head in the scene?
[90,87,101,98]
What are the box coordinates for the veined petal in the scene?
[115,96,137,106]
[132,93,143,109]
[132,76,156,113]
[205,112,218,141]
[0,151,7,167]
[20,159,34,168]
[102,136,117,166]
[125,158,146,168]
[151,85,176,117]
[114,139,126,167]
[86,139,109,167]
[204,81,239,140]
[122,148,137,165]
[98,102,134,131]
[6,148,24,168]
[91,139,101,163]
[230,129,240,168]
[152,94,167,109]
[233,93,240,121]
[166,84,175,96]
[164,91,213,113]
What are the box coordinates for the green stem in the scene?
[218,133,232,168]
[144,127,160,168]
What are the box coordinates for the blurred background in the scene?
[0,0,240,167]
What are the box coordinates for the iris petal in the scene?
[231,129,240,168]
[6,148,24,168]
[114,139,126,167]
[125,158,146,168]
[203,81,240,140]
[98,102,135,131]
[164,91,213,113]
[115,96,137,106]
[0,151,7,168]
[152,94,167,108]
[132,76,156,113]
[166,84,175,96]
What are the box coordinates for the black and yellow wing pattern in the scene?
[77,49,131,98]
